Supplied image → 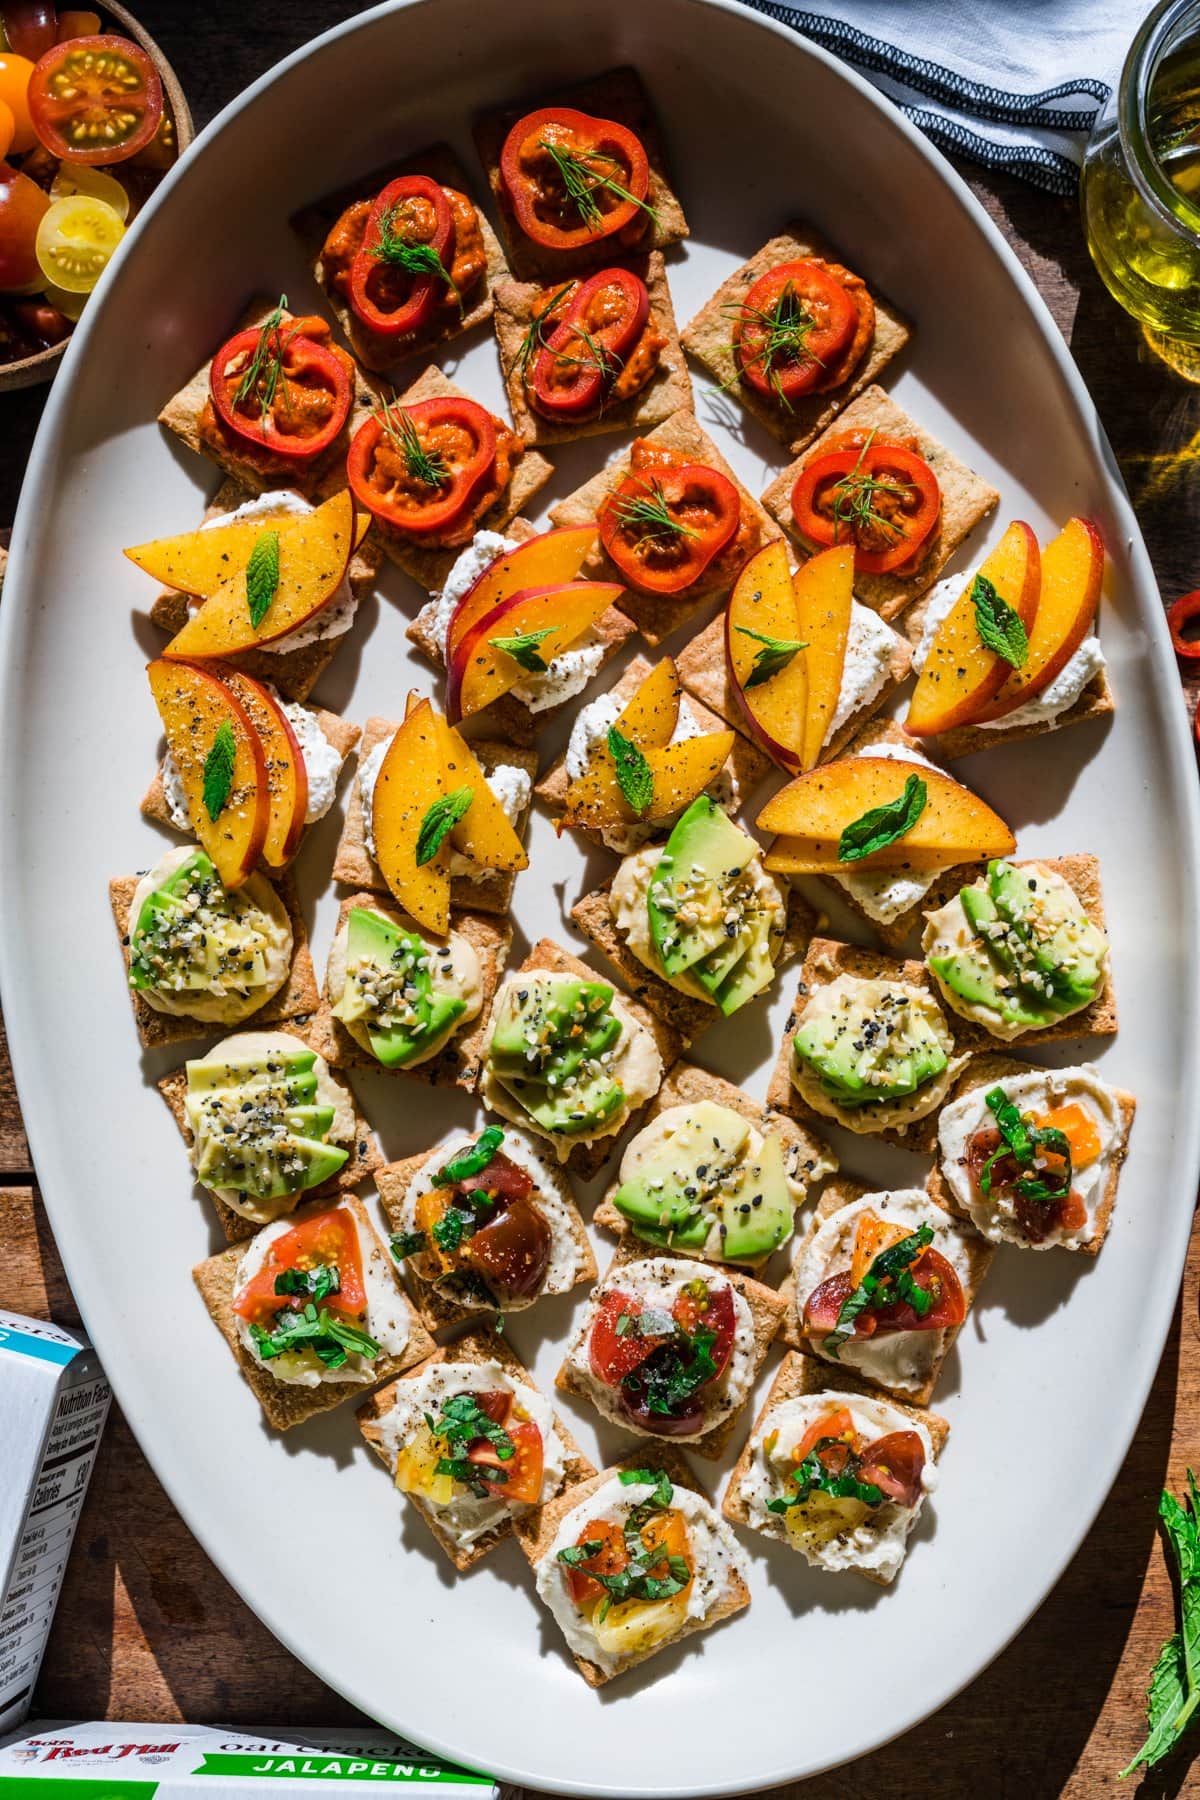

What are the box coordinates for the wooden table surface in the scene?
[3,5,1200,1794]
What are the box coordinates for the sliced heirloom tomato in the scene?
[527,266,649,419]
[802,1247,965,1340]
[670,1280,736,1381]
[347,395,498,539]
[619,1281,736,1438]
[500,105,650,252]
[468,1417,544,1504]
[232,1206,366,1325]
[348,174,454,338]
[588,1290,670,1385]
[599,461,740,594]
[857,1430,926,1508]
[733,259,859,406]
[790,1406,857,1470]
[792,432,940,574]
[210,311,352,462]
[28,34,162,166]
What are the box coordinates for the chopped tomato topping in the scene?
[802,1248,965,1341]
[965,1120,1091,1244]
[587,1289,668,1385]
[790,1406,857,1469]
[469,1416,544,1504]
[565,1506,692,1610]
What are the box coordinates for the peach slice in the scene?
[970,517,1104,724]
[445,525,599,662]
[725,541,807,773]
[905,521,1041,737]
[757,754,1015,871]
[146,659,268,889]
[561,730,736,832]
[371,698,453,934]
[795,545,855,770]
[446,581,623,723]
[128,491,358,660]
[613,657,681,751]
[220,671,308,867]
[424,705,529,874]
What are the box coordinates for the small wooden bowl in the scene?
[0,1,194,393]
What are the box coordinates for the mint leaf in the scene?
[735,625,807,688]
[490,625,557,674]
[1121,1471,1200,1775]
[202,721,237,822]
[246,528,281,630]
[607,725,653,816]
[972,572,1028,669]
[416,786,474,866]
[837,773,927,863]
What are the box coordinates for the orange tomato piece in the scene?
[1037,1103,1102,1169]
[849,1212,911,1289]
[791,1407,857,1469]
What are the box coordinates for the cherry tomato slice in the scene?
[671,1280,736,1384]
[599,460,741,594]
[28,34,162,166]
[232,1206,367,1326]
[565,1518,626,1607]
[791,435,941,574]
[528,266,649,419]
[0,156,47,290]
[210,313,352,462]
[500,105,650,253]
[858,1429,926,1508]
[2,1,55,61]
[965,1126,1084,1245]
[346,395,497,538]
[34,191,123,293]
[470,1417,544,1504]
[790,1407,857,1470]
[0,51,36,152]
[462,1192,553,1299]
[1168,589,1200,662]
[733,259,858,406]
[348,174,454,338]
[588,1289,668,1385]
[469,1390,514,1428]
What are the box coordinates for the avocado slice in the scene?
[793,990,948,1107]
[612,1101,753,1253]
[647,798,758,977]
[988,860,1105,1010]
[334,907,466,1067]
[709,918,778,1016]
[719,1132,794,1260]
[186,1049,318,1101]
[130,851,267,992]
[489,977,614,1070]
[494,1066,625,1138]
[196,1128,349,1199]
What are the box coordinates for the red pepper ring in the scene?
[599,462,741,594]
[733,259,859,406]
[348,174,455,338]
[528,266,650,420]
[209,316,352,462]
[346,395,498,539]
[791,438,941,575]
[499,105,650,252]
[1169,590,1200,663]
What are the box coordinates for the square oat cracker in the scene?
[761,385,999,621]
[681,220,911,454]
[473,66,688,282]
[548,407,784,644]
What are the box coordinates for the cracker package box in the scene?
[0,1317,111,1735]
[0,1724,497,1796]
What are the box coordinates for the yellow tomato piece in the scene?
[0,99,14,160]
[50,161,130,222]
[393,1423,455,1506]
[1037,1103,1102,1169]
[43,280,87,321]
[35,193,124,294]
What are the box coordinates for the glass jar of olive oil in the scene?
[1082,0,1200,342]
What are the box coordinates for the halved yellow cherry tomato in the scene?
[50,158,128,220]
[0,51,36,152]
[34,189,123,292]
[43,276,85,318]
[0,98,14,158]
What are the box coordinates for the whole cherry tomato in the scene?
[0,98,13,157]
[0,158,49,291]
[1,1,56,61]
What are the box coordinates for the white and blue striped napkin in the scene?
[739,0,1154,195]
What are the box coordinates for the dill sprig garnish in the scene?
[536,137,660,234]
[827,429,911,546]
[723,279,823,412]
[378,397,450,488]
[234,295,300,421]
[610,477,699,546]
[371,202,463,317]
[514,282,619,398]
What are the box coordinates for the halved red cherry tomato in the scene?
[469,1417,544,1504]
[469,1390,514,1427]
[588,1289,670,1385]
[858,1429,926,1508]
[499,105,650,252]
[0,157,48,290]
[599,461,740,594]
[210,312,352,462]
[348,174,454,338]
[347,395,499,539]
[28,34,162,166]
[792,433,941,574]
[733,259,857,406]
[791,1407,857,1470]
[232,1206,366,1326]
[802,1247,965,1341]
[1168,589,1200,662]
[527,266,649,419]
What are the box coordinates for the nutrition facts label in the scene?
[0,1358,110,1731]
